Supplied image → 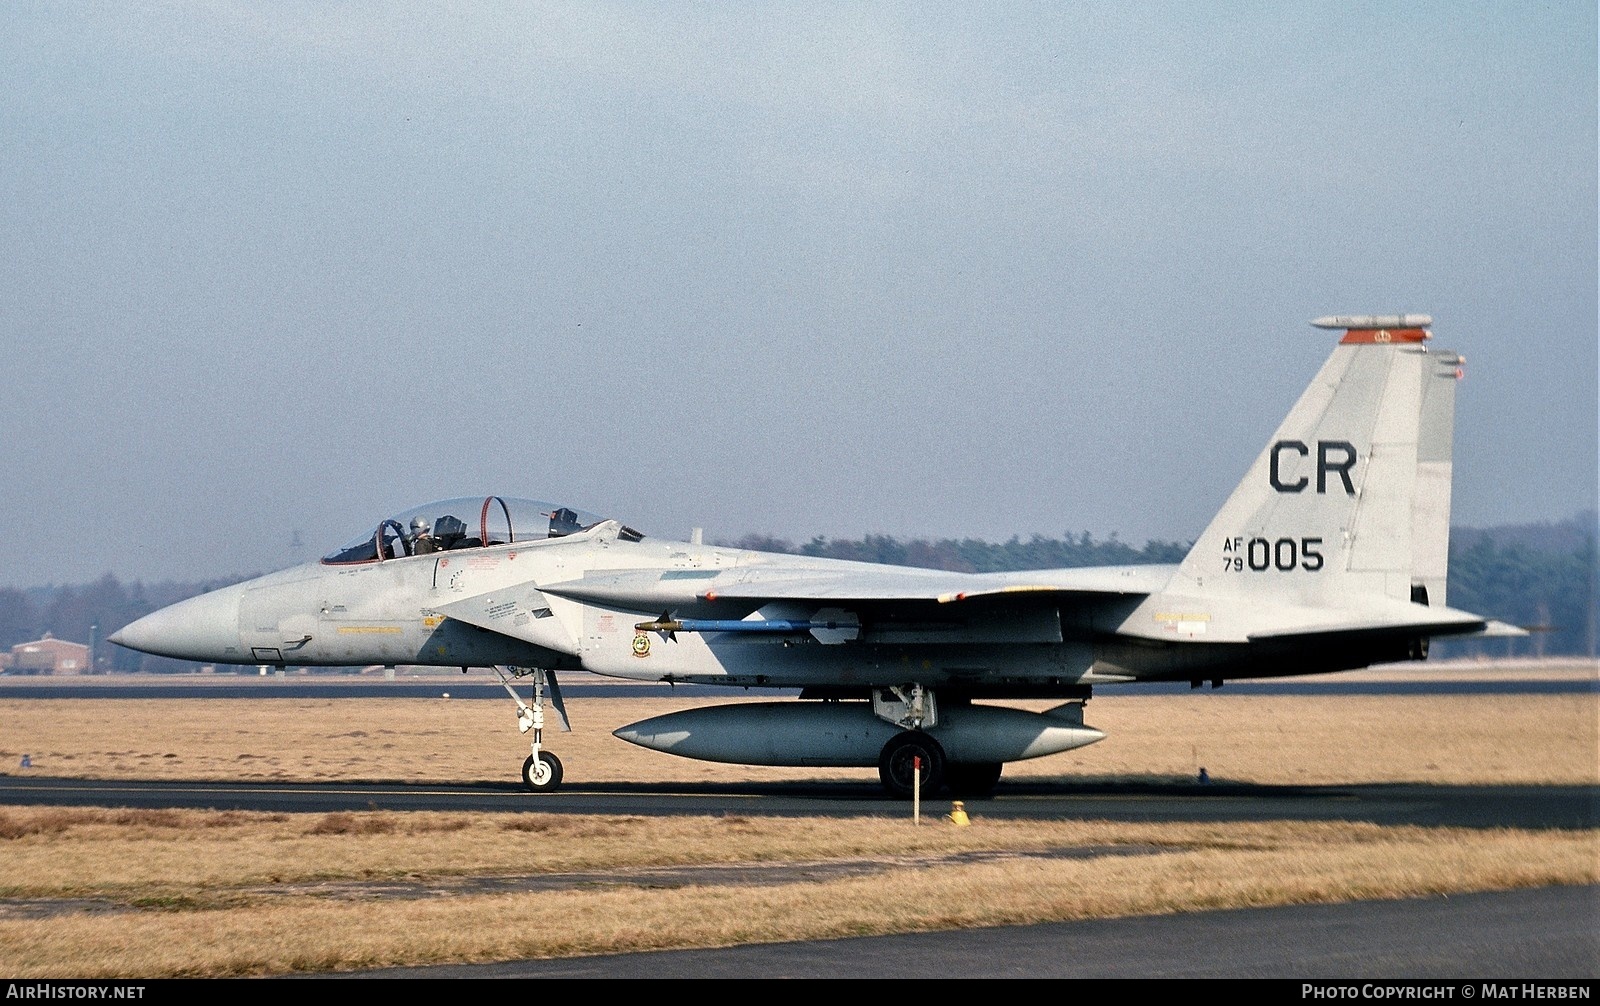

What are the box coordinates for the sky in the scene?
[1,3,1595,589]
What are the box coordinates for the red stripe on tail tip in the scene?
[1339,327,1429,345]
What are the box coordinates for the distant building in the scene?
[3,633,91,675]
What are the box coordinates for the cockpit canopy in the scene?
[321,496,643,565]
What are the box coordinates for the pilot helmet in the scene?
[410,516,431,536]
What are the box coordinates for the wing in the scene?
[525,563,1171,649]
[536,563,1172,608]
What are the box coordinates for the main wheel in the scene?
[522,751,564,793]
[944,762,1003,798]
[877,731,946,799]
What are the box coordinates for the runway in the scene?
[1,676,1593,700]
[1,774,1595,830]
[334,883,1600,979]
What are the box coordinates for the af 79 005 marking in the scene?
[1221,536,1324,572]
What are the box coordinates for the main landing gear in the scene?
[878,730,945,799]
[871,683,1005,800]
[494,666,570,793]
[876,731,1004,800]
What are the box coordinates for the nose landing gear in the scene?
[494,666,570,793]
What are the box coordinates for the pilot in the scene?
[408,516,439,555]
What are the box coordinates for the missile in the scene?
[613,700,1104,767]
[635,616,819,634]
[635,608,859,644]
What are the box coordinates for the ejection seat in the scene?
[432,514,468,550]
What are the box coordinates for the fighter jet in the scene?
[111,315,1523,798]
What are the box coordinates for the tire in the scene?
[877,731,946,799]
[944,762,1003,798]
[521,751,564,793]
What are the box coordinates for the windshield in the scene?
[322,496,642,564]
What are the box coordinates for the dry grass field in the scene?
[3,660,1594,788]
[0,658,1594,977]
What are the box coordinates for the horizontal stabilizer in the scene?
[1243,602,1490,642]
[1460,619,1531,639]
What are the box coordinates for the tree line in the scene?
[2,511,1593,671]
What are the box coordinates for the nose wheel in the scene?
[522,751,564,792]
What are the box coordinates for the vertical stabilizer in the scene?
[1167,316,1459,609]
[1410,349,1463,607]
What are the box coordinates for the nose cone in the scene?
[109,584,246,661]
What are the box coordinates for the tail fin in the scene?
[1411,341,1461,607]
[1168,315,1463,608]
